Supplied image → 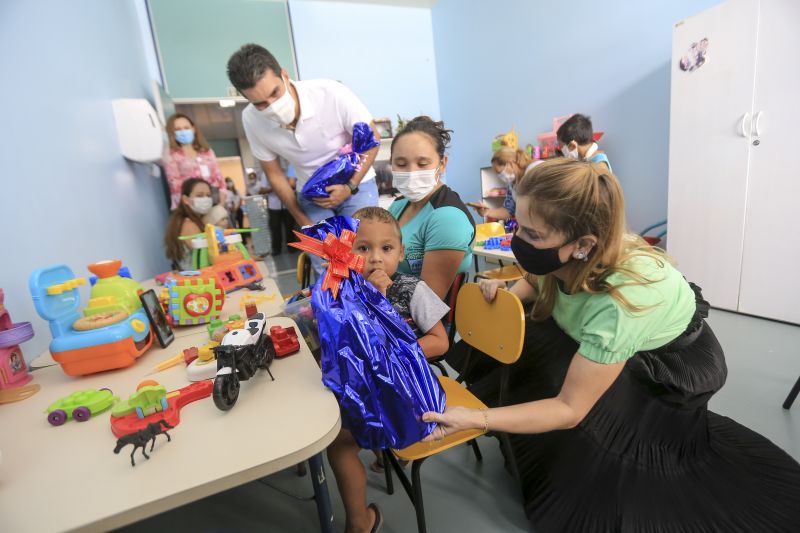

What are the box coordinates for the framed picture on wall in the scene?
[374,118,393,139]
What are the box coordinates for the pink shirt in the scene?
[165,148,225,209]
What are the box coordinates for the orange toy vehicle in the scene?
[29,260,153,376]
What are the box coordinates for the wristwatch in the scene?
[346,181,359,195]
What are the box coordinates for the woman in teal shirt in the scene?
[434,159,800,532]
[388,116,475,299]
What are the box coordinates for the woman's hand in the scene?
[422,407,482,441]
[467,202,490,217]
[478,278,506,302]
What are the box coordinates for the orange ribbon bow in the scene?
[289,229,364,299]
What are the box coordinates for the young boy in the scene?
[327,206,450,533]
[556,113,612,171]
[352,206,450,358]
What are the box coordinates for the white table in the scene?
[0,317,340,533]
[472,245,517,264]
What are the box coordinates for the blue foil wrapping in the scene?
[301,122,380,200]
[303,217,446,449]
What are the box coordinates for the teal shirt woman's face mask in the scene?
[175,129,195,145]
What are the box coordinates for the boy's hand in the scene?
[367,269,393,295]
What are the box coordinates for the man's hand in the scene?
[312,184,351,209]
[367,269,393,295]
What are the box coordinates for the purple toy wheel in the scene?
[72,406,91,422]
[48,409,67,426]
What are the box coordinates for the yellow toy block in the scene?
[46,278,88,295]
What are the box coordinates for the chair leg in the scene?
[382,449,394,495]
[455,346,474,385]
[411,458,429,533]
[783,375,800,409]
[468,438,483,461]
[500,432,521,488]
[430,359,449,378]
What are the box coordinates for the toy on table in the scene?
[112,381,169,419]
[270,326,300,358]
[114,419,174,467]
[139,289,174,349]
[160,270,225,327]
[179,224,263,293]
[206,314,244,340]
[28,260,153,376]
[110,380,213,438]
[212,313,275,411]
[150,345,201,374]
[482,235,513,251]
[45,388,118,426]
[0,288,39,401]
[185,341,222,381]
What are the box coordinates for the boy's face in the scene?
[353,220,404,279]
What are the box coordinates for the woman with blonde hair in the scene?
[470,146,539,220]
[437,159,800,531]
[164,113,226,209]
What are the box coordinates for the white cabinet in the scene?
[667,0,800,324]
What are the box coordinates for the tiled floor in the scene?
[116,260,800,533]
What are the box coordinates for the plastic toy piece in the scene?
[112,383,169,420]
[150,345,201,374]
[239,293,277,312]
[0,288,36,392]
[177,224,263,293]
[206,315,243,339]
[270,326,300,358]
[161,271,225,327]
[45,388,119,426]
[45,278,87,295]
[0,383,41,404]
[28,261,153,376]
[114,419,174,467]
[110,380,213,438]
[244,302,258,318]
[212,313,275,411]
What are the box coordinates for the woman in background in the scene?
[164,113,226,209]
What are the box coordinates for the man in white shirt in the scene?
[227,44,380,272]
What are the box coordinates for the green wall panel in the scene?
[149,0,297,99]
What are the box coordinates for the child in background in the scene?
[326,206,451,533]
[164,177,214,271]
[556,113,612,171]
[470,146,541,221]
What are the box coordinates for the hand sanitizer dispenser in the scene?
[112,99,165,163]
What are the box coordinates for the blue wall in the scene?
[0,0,170,361]
[431,0,722,232]
[289,0,441,133]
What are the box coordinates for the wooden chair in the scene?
[783,374,800,409]
[382,283,525,533]
[427,272,466,378]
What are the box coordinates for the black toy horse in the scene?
[114,419,174,466]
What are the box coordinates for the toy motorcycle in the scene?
[212,313,275,411]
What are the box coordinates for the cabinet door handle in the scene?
[738,112,752,137]
[753,111,764,136]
